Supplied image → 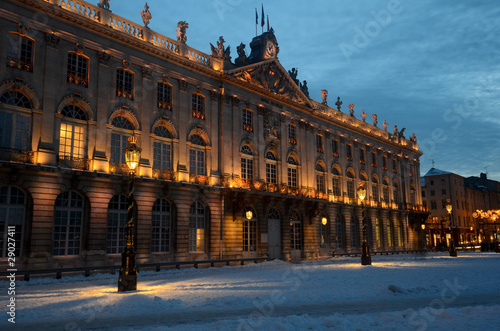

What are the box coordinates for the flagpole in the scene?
[261,4,264,34]
[255,8,258,36]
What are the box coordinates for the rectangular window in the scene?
[288,124,296,144]
[110,133,128,164]
[422,191,426,198]
[332,139,338,157]
[241,158,253,180]
[317,174,325,193]
[192,93,205,119]
[392,158,397,173]
[153,142,171,171]
[59,123,85,159]
[242,109,253,132]
[290,222,302,250]
[383,156,387,170]
[431,190,435,196]
[288,167,297,188]
[266,163,277,184]
[151,212,170,252]
[431,201,437,210]
[106,212,127,254]
[383,186,389,202]
[346,145,352,161]
[189,149,205,175]
[67,53,88,87]
[316,134,323,153]
[359,148,365,164]
[347,180,355,198]
[371,152,377,167]
[442,189,447,195]
[243,219,256,251]
[157,82,172,110]
[332,176,341,196]
[372,184,379,202]
[116,69,134,99]
[0,111,31,151]
[6,33,33,72]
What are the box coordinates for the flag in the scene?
[261,4,265,27]
[255,8,258,25]
[267,15,269,31]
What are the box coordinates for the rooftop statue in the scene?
[410,133,417,143]
[97,0,110,10]
[348,103,354,117]
[141,2,152,28]
[321,89,328,105]
[360,109,367,122]
[210,36,231,61]
[176,21,188,44]
[382,120,388,131]
[288,68,299,85]
[300,80,309,98]
[335,97,342,111]
[372,113,378,126]
[393,125,399,136]
[235,43,248,66]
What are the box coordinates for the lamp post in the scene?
[446,201,457,257]
[118,135,141,292]
[358,185,371,265]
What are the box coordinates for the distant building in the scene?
[421,168,500,247]
[0,0,427,271]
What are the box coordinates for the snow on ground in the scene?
[2,252,500,330]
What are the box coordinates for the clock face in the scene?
[265,41,276,58]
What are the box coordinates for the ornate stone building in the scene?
[0,0,427,270]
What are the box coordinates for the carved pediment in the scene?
[226,60,311,107]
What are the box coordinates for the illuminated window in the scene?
[151,199,171,252]
[59,105,87,161]
[6,32,34,72]
[315,163,326,193]
[287,156,298,188]
[116,68,134,99]
[242,108,253,132]
[397,221,403,247]
[107,195,130,254]
[192,93,205,120]
[67,52,88,87]
[0,91,32,151]
[265,151,277,184]
[189,201,206,252]
[387,221,394,247]
[376,218,382,248]
[0,186,26,257]
[157,82,172,110]
[53,191,84,256]
[243,207,256,252]
[241,145,253,180]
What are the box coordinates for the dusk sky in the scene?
[111,0,500,181]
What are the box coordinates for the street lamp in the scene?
[322,217,328,226]
[118,135,141,292]
[246,209,253,220]
[358,185,371,265]
[446,201,457,257]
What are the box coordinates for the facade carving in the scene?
[0,0,427,271]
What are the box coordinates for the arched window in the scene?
[189,134,207,176]
[151,199,171,252]
[7,32,34,72]
[59,105,88,168]
[0,186,26,257]
[240,145,253,180]
[53,191,84,256]
[332,166,341,197]
[335,214,343,249]
[110,116,134,167]
[346,169,355,199]
[383,177,390,202]
[290,210,302,250]
[397,220,404,247]
[189,201,206,252]
[268,208,280,220]
[315,163,326,193]
[107,195,131,254]
[350,216,359,248]
[0,91,32,154]
[376,218,383,248]
[287,155,299,188]
[393,179,400,204]
[387,220,394,247]
[153,126,173,172]
[243,206,256,252]
[192,93,205,120]
[372,174,379,202]
[265,151,278,184]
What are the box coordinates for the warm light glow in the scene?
[421,224,425,230]
[470,226,474,231]
[357,186,367,201]
[322,217,327,226]
[125,136,141,171]
[246,210,253,220]
[446,202,452,214]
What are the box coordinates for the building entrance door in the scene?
[268,219,281,259]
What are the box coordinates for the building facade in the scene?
[422,168,500,248]
[0,0,427,271]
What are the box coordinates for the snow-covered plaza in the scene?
[2,252,500,330]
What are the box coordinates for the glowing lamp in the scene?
[245,210,253,220]
[125,136,141,171]
[421,224,425,230]
[446,202,452,214]
[357,186,367,201]
[321,217,327,226]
